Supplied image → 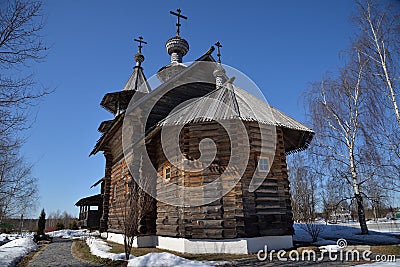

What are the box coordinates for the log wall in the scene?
[106,125,157,235]
[154,121,294,239]
[241,122,294,236]
[99,149,112,232]
[102,118,293,238]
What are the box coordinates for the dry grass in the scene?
[369,244,400,255]
[72,238,400,265]
[72,240,127,267]
[17,244,47,267]
[106,240,256,261]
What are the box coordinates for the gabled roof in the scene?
[157,81,314,153]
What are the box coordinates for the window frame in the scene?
[163,164,171,181]
[257,156,270,174]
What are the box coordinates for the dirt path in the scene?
[26,238,103,267]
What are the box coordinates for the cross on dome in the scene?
[170,8,187,36]
[215,41,222,63]
[133,36,147,67]
[134,36,147,54]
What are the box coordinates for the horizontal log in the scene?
[156,225,179,232]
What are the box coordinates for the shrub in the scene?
[56,222,65,230]
[299,223,324,243]
[70,220,78,230]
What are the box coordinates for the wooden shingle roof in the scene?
[91,45,313,155]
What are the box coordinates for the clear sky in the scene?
[21,0,362,217]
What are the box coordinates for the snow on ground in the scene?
[0,230,96,267]
[86,237,213,266]
[86,237,128,261]
[293,223,400,246]
[0,223,397,267]
[127,252,212,267]
[0,233,19,242]
[0,232,33,243]
[0,237,37,267]
[47,229,98,239]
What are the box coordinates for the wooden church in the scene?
[80,9,314,254]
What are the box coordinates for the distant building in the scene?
[80,9,314,254]
[75,192,103,230]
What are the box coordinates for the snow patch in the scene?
[127,252,212,267]
[86,237,216,266]
[86,237,129,261]
[353,262,399,266]
[0,237,37,267]
[318,244,343,252]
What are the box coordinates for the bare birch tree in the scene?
[306,50,372,234]
[355,0,400,127]
[354,0,400,192]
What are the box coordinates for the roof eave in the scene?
[90,113,124,156]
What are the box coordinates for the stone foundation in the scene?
[101,232,293,254]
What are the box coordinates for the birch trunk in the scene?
[355,193,369,234]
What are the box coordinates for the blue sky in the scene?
[21,0,361,217]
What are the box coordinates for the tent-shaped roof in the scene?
[100,65,150,114]
[123,66,151,92]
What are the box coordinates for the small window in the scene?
[257,157,269,173]
[163,164,171,181]
[183,157,189,166]
[113,183,117,200]
[121,166,125,180]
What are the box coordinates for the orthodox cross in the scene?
[215,41,222,63]
[134,36,147,53]
[170,8,187,36]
